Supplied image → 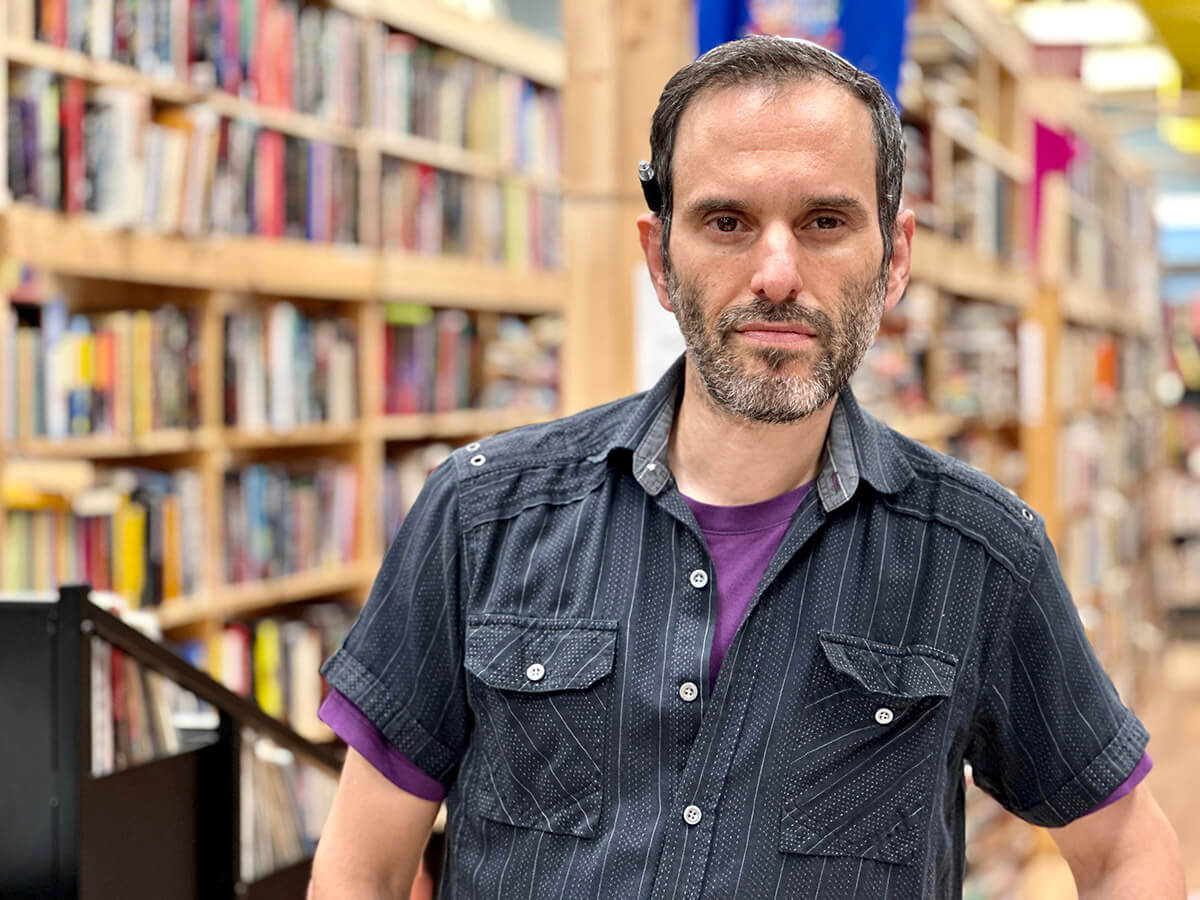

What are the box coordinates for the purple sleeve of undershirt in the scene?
[1087,750,1152,814]
[318,689,449,803]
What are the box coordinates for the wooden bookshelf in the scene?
[0,0,569,771]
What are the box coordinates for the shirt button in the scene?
[470,454,487,467]
[682,805,703,826]
[875,707,894,725]
[678,681,699,702]
[526,663,546,682]
[465,441,481,452]
[689,569,709,589]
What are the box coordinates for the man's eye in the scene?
[713,216,740,233]
[811,215,842,230]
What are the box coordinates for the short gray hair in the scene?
[648,35,905,267]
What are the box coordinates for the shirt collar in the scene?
[611,355,914,509]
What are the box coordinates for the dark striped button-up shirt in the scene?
[321,357,1147,898]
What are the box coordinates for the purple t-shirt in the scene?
[318,478,1151,811]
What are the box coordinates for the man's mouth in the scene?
[734,323,818,346]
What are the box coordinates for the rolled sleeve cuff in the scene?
[319,690,449,802]
[1017,713,1150,827]
[320,648,460,783]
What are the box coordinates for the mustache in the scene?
[715,298,835,341]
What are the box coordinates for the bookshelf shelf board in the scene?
[373,408,556,441]
[365,129,562,191]
[12,429,211,459]
[378,254,564,312]
[369,2,565,87]
[204,92,359,149]
[935,109,1030,183]
[238,237,377,300]
[1,37,195,103]
[1061,281,1157,337]
[1,205,378,299]
[911,229,1034,309]
[156,562,372,628]
[939,0,1031,78]
[366,130,500,180]
[884,411,967,445]
[222,423,363,450]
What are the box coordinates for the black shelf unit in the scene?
[0,584,342,899]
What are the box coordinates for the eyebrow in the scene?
[684,193,870,218]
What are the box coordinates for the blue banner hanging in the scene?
[695,0,911,107]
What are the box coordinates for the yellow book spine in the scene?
[115,499,146,609]
[253,619,284,719]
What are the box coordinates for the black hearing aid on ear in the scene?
[638,161,662,214]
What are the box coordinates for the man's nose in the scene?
[748,223,804,303]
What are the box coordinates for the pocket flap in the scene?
[466,615,618,693]
[817,631,957,699]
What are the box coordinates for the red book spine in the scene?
[60,79,87,213]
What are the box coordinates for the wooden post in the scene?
[561,0,694,413]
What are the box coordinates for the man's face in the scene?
[662,78,893,424]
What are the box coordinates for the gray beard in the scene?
[667,261,888,424]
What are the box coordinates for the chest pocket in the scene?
[464,614,618,838]
[779,631,958,866]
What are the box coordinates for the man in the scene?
[311,36,1183,898]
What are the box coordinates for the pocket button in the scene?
[526,663,546,682]
[874,707,894,725]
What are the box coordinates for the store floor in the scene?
[1146,640,1200,892]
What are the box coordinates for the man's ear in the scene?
[883,208,917,313]
[637,213,674,312]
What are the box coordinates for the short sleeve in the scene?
[320,459,469,786]
[965,527,1149,827]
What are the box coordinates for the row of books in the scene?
[1065,137,1154,247]
[947,429,1025,491]
[3,465,204,607]
[371,28,562,176]
[6,302,199,442]
[1060,490,1146,602]
[7,72,360,241]
[383,304,475,415]
[949,152,1016,264]
[380,159,562,269]
[90,637,215,776]
[172,603,353,740]
[475,314,562,412]
[1059,414,1158,514]
[1149,471,1200,541]
[240,731,337,881]
[223,460,358,585]
[12,0,363,127]
[936,301,1020,424]
[382,443,451,544]
[225,304,358,431]
[1059,328,1159,416]
[852,331,929,423]
[1152,540,1200,609]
